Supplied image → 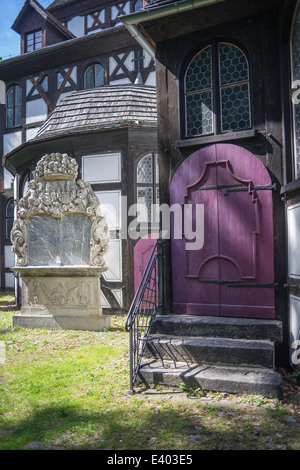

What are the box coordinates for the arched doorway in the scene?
[170,143,275,318]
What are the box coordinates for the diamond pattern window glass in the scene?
[291,1,300,179]
[185,46,213,137]
[219,43,250,132]
[84,64,105,89]
[6,199,14,240]
[136,152,159,223]
[6,85,22,128]
[137,153,153,183]
[184,42,251,138]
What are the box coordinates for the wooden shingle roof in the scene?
[35,85,157,140]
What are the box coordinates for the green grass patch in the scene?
[1,302,300,450]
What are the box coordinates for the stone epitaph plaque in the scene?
[11,153,110,331]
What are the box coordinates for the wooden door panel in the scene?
[134,233,159,293]
[170,143,275,318]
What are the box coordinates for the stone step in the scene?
[137,359,283,398]
[151,315,283,342]
[145,334,275,369]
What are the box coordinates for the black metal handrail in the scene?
[125,238,163,393]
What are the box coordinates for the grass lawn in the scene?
[0,295,300,451]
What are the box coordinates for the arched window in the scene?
[136,152,159,223]
[184,42,251,137]
[291,1,300,179]
[6,85,22,128]
[6,199,14,240]
[84,64,105,89]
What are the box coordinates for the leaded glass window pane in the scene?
[25,30,42,52]
[137,187,153,222]
[184,42,250,137]
[186,91,213,136]
[85,66,95,89]
[185,46,212,93]
[292,3,300,178]
[7,88,14,108]
[219,43,250,132]
[6,85,22,128]
[15,105,22,126]
[221,83,250,131]
[85,64,105,89]
[35,30,42,50]
[219,43,248,86]
[16,85,22,105]
[6,200,14,239]
[137,154,153,183]
[136,152,159,224]
[185,46,213,137]
[95,65,105,87]
[6,108,13,128]
[26,33,34,52]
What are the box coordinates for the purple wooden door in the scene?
[170,144,275,318]
[134,233,159,293]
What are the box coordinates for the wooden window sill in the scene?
[175,129,258,149]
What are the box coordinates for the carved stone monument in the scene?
[11,152,110,331]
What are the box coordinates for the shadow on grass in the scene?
[0,403,197,450]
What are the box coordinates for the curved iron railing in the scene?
[125,238,163,393]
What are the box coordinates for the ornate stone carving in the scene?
[11,153,109,268]
[11,219,28,267]
[90,216,110,266]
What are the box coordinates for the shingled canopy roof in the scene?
[35,85,157,140]
[4,85,157,174]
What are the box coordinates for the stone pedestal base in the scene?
[11,266,110,331]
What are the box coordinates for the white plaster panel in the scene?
[95,190,121,230]
[145,71,156,87]
[288,203,300,278]
[103,239,122,282]
[109,78,132,85]
[112,288,123,307]
[70,66,77,84]
[3,131,22,154]
[67,16,85,37]
[101,290,111,308]
[26,99,48,125]
[5,273,14,288]
[4,245,14,268]
[26,127,40,141]
[3,168,13,190]
[82,153,121,184]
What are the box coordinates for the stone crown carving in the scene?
[11,153,109,268]
[36,153,78,181]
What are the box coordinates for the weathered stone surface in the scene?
[152,315,283,343]
[11,152,109,268]
[28,213,91,266]
[11,153,110,331]
[137,360,283,399]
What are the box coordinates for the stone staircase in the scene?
[137,315,283,398]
